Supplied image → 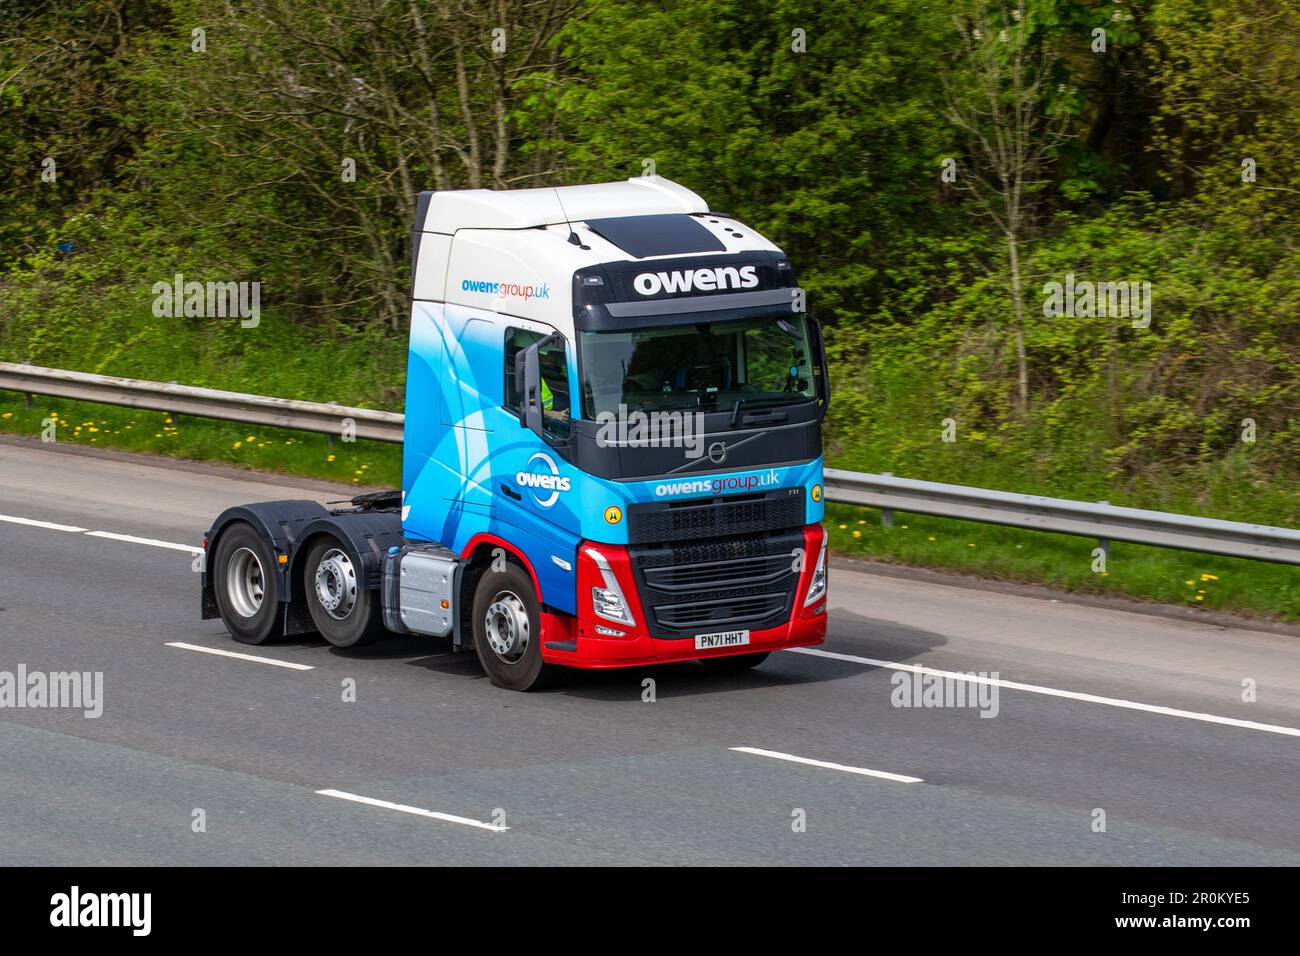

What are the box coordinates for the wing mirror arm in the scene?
[809,315,831,419]
[514,333,562,438]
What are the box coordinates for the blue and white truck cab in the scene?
[201,177,830,690]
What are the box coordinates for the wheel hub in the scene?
[315,548,358,620]
[484,591,529,663]
[226,547,265,618]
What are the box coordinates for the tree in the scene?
[155,0,579,330]
[941,0,1074,411]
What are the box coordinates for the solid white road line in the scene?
[0,513,87,533]
[84,530,203,553]
[731,746,923,783]
[165,641,314,671]
[315,789,509,832]
[787,646,1300,738]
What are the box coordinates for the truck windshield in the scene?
[579,314,816,418]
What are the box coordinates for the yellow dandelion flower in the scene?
[1,412,11,419]
[838,524,847,529]
[1194,595,1203,602]
[852,530,861,538]
[900,524,908,529]
[928,536,936,541]
[245,435,255,443]
[327,454,336,462]
[1184,580,1195,587]
[233,441,242,449]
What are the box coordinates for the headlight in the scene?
[584,547,636,626]
[803,533,827,606]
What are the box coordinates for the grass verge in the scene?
[0,393,402,488]
[823,503,1300,623]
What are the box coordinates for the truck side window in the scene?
[504,327,570,439]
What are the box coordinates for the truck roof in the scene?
[419,176,709,233]
[411,178,794,338]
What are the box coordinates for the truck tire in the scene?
[212,522,283,645]
[471,562,553,691]
[303,536,385,648]
[699,651,770,672]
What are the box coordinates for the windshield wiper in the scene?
[730,398,746,428]
[734,394,806,417]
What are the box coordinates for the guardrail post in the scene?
[880,472,895,528]
[1096,500,1111,566]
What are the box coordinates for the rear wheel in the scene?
[471,562,553,691]
[303,536,385,647]
[212,522,282,645]
[699,651,770,672]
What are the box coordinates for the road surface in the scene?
[1,436,1297,865]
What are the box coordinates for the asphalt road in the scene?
[1,435,1298,865]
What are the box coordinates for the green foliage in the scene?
[0,0,1296,613]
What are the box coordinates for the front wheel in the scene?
[471,562,553,691]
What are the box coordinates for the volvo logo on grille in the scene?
[707,441,727,464]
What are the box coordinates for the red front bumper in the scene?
[539,608,826,668]
[540,523,828,669]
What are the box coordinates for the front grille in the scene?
[643,552,793,592]
[655,592,789,631]
[629,527,806,638]
[627,488,804,544]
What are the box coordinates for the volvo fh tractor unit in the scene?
[201,177,831,690]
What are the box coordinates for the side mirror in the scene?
[809,315,831,419]
[515,333,560,439]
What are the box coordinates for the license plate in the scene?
[694,629,750,650]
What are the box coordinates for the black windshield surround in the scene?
[571,250,797,332]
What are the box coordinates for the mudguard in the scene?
[201,500,331,621]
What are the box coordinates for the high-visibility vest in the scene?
[540,377,554,410]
